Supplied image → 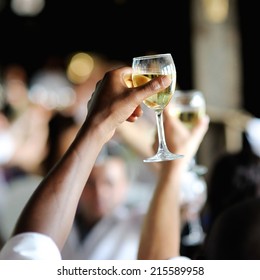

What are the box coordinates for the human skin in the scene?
[138,105,209,259]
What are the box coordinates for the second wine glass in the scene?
[132,53,183,162]
[171,90,208,175]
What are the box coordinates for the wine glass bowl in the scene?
[132,53,183,162]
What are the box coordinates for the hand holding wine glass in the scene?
[132,53,183,162]
[171,90,208,175]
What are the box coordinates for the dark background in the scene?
[0,0,192,87]
[0,0,259,117]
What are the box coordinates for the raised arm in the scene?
[11,67,172,250]
[137,105,209,259]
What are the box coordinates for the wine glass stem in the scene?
[155,110,169,153]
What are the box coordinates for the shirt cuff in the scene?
[0,232,62,260]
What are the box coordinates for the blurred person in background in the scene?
[61,140,145,260]
[0,63,53,178]
[201,117,260,235]
[199,196,260,259]
[1,64,29,121]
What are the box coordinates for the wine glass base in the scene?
[143,151,184,163]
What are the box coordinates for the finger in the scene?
[127,115,138,122]
[132,106,143,117]
[127,106,143,122]
[132,75,172,104]
[191,115,210,139]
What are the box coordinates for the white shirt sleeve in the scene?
[0,232,62,260]
[169,256,191,261]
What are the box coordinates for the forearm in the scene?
[138,160,185,260]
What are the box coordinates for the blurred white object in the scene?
[245,118,260,157]
[29,70,76,110]
[180,170,207,206]
[11,0,45,16]
[180,170,207,246]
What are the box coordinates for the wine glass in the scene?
[171,90,208,175]
[180,171,207,246]
[132,53,183,163]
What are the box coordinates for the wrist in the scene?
[81,114,116,146]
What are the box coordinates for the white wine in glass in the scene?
[132,53,183,162]
[172,90,208,175]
